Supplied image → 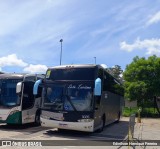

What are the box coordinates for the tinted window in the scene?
[47,68,95,81]
[24,76,36,82]
[98,68,103,80]
[103,71,123,95]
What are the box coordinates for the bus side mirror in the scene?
[33,79,42,95]
[16,82,22,94]
[94,78,102,96]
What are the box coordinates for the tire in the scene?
[116,112,120,123]
[58,128,64,132]
[97,116,105,133]
[35,113,40,126]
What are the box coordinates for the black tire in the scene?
[35,113,40,126]
[116,112,121,123]
[97,116,105,133]
[58,128,64,132]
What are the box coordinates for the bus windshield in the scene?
[42,83,93,111]
[0,79,21,107]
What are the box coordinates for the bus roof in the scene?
[48,64,109,69]
[0,73,44,80]
[49,64,96,69]
[0,73,25,79]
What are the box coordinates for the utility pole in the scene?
[59,39,63,65]
[94,57,96,64]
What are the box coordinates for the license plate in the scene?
[59,123,68,128]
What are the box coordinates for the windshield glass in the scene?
[46,68,95,80]
[42,85,64,110]
[65,86,93,111]
[0,79,21,107]
[42,83,93,111]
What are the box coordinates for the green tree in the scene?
[108,65,123,80]
[123,55,160,115]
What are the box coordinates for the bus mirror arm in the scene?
[95,96,101,104]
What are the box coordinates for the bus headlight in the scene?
[78,119,93,122]
[41,115,50,120]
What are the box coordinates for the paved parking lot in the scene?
[0,117,159,149]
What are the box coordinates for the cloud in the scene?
[23,64,48,73]
[120,38,160,55]
[0,54,47,73]
[0,54,28,67]
[147,11,160,26]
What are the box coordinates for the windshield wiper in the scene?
[44,96,64,110]
[44,103,57,106]
[65,95,77,111]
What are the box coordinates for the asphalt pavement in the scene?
[0,117,159,149]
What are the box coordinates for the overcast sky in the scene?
[0,0,160,73]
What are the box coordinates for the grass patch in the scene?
[122,107,138,117]
[122,107,160,118]
[141,108,159,118]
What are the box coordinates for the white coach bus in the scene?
[34,64,124,132]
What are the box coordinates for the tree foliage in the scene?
[108,65,123,80]
[123,55,160,111]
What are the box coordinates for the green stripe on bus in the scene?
[6,111,22,124]
[0,120,5,123]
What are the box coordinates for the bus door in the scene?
[21,81,35,123]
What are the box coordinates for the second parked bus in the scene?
[0,73,44,125]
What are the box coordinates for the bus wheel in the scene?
[116,112,120,123]
[35,113,40,126]
[97,116,105,133]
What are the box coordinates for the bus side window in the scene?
[98,68,103,80]
[103,71,110,91]
[103,71,123,95]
